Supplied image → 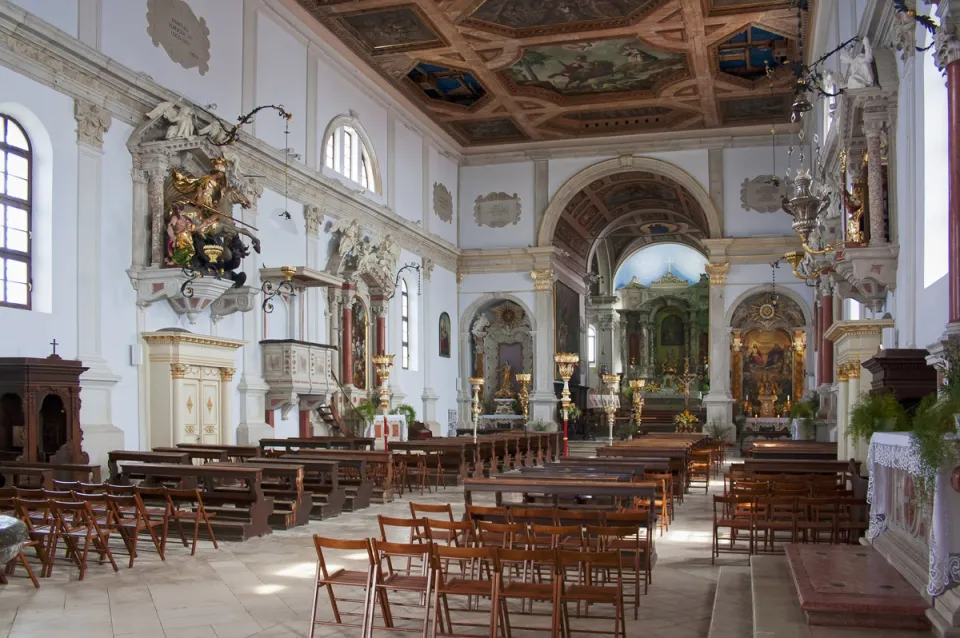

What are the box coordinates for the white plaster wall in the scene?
[430,266,459,431]
[255,13,307,160]
[393,124,423,225]
[102,0,243,119]
[10,0,78,37]
[722,146,798,237]
[0,68,79,357]
[429,146,458,246]
[458,162,535,249]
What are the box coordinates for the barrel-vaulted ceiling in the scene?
[295,0,805,146]
[554,170,711,272]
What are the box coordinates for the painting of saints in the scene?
[660,314,683,347]
[439,312,451,358]
[740,330,793,404]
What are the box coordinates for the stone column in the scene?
[420,258,440,434]
[935,15,960,324]
[342,285,354,387]
[304,205,322,344]
[73,99,122,466]
[219,368,235,444]
[236,178,270,445]
[530,269,558,425]
[819,280,835,386]
[704,263,733,431]
[835,364,849,459]
[371,298,387,356]
[862,115,888,246]
[846,361,863,461]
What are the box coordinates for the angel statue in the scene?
[840,36,875,90]
[146,101,197,140]
[332,218,363,260]
[164,157,261,286]
[198,119,232,145]
[375,234,400,278]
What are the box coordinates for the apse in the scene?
[614,243,708,289]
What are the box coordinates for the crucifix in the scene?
[664,256,675,274]
[49,339,59,356]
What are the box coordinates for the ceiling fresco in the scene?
[295,0,806,146]
[553,171,710,270]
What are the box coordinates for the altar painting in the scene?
[555,281,580,383]
[741,329,793,403]
[352,297,368,389]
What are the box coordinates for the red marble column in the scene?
[298,409,311,438]
[949,61,960,324]
[376,316,386,356]
[342,292,354,386]
[821,292,834,384]
[264,409,274,428]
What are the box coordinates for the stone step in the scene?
[565,441,600,458]
[708,566,752,638]
[751,554,932,637]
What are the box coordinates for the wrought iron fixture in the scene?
[262,266,297,313]
[384,262,422,301]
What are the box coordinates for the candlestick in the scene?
[468,377,485,444]
[554,353,579,457]
[602,373,619,446]
[372,354,394,452]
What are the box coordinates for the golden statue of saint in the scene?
[495,362,515,398]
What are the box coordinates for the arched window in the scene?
[322,114,380,192]
[400,280,410,369]
[0,115,31,309]
[587,325,597,366]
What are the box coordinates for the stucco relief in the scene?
[740,175,788,214]
[146,0,211,76]
[474,192,521,228]
[433,182,453,223]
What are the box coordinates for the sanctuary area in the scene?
[0,0,958,637]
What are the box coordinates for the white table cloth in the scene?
[867,431,960,596]
[587,392,620,410]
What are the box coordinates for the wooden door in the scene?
[180,380,201,445]
[200,378,220,445]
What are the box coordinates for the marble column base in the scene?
[82,423,125,469]
[236,422,274,446]
[703,393,734,438]
[530,392,558,429]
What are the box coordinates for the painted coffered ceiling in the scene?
[554,171,710,273]
[295,0,806,146]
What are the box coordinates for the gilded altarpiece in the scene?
[730,292,807,411]
[352,297,369,390]
[469,301,533,407]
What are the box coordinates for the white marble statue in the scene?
[841,37,875,90]
[146,101,197,139]
[331,218,363,259]
[198,119,231,144]
[471,315,490,343]
[375,234,400,279]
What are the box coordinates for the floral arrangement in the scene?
[673,410,700,433]
[645,382,661,394]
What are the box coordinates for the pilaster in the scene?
[531,268,558,426]
[704,262,733,432]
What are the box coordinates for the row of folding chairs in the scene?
[310,536,630,638]
[724,474,853,498]
[711,493,869,563]
[0,484,218,586]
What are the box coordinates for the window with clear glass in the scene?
[588,325,597,365]
[323,123,375,191]
[401,280,409,369]
[0,115,31,309]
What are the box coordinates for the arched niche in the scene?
[729,288,810,412]
[463,298,535,409]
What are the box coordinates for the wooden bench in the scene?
[519,466,645,481]
[279,453,376,509]
[108,450,191,482]
[112,461,273,541]
[730,458,866,497]
[258,456,350,517]
[259,437,375,455]
[0,461,101,483]
[463,477,658,509]
[176,443,260,461]
[153,447,229,464]
[389,441,475,485]
[746,441,839,460]
[0,466,53,489]
[212,461,310,529]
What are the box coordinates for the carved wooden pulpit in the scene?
[0,356,89,463]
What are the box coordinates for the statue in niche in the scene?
[164,157,260,286]
[496,362,515,398]
[332,218,364,260]
[147,101,197,140]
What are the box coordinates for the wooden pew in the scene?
[0,466,53,489]
[594,447,692,491]
[108,450,191,482]
[249,457,347,519]
[259,437,375,455]
[746,441,838,460]
[280,452,380,507]
[216,461,310,529]
[0,460,101,483]
[153,447,229,464]
[520,466,645,481]
[112,461,273,541]
[463,477,658,509]
[390,440,475,485]
[730,458,866,497]
[176,443,260,461]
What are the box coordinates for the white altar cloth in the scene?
[587,392,620,410]
[867,431,960,596]
[365,415,408,446]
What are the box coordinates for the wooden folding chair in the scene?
[712,494,755,564]
[431,545,501,638]
[557,550,625,638]
[410,503,458,545]
[309,536,381,638]
[589,524,648,620]
[105,493,167,567]
[798,496,839,544]
[48,500,118,580]
[16,498,55,578]
[379,515,430,576]
[164,487,218,555]
[367,540,435,638]
[754,496,798,553]
[495,548,559,638]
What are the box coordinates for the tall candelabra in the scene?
[372,354,393,452]
[554,353,579,457]
[516,373,531,428]
[602,373,620,446]
[629,379,645,435]
[468,377,485,444]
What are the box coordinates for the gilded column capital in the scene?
[530,269,554,292]
[219,367,235,381]
[704,262,730,286]
[836,363,849,382]
[846,359,862,379]
[170,363,189,379]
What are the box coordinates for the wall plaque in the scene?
[433,182,453,223]
[474,192,521,228]
[147,0,211,76]
[740,175,788,213]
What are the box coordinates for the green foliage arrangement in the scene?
[847,391,908,443]
[354,400,378,425]
[705,419,731,440]
[911,345,960,500]
[789,399,818,440]
[390,403,417,424]
[527,419,552,432]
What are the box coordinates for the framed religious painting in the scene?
[439,312,451,358]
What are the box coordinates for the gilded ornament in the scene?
[171,363,189,379]
[836,363,850,382]
[531,269,554,292]
[846,360,861,379]
[704,262,730,286]
[186,395,194,414]
[220,367,235,381]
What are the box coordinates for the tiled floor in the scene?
[0,475,733,638]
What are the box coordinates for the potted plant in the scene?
[911,345,960,498]
[354,400,378,433]
[705,419,732,441]
[789,399,818,440]
[847,391,908,444]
